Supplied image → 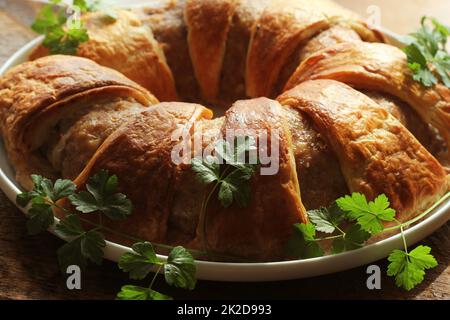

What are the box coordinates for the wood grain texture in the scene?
[0,0,448,300]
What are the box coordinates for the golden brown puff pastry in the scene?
[30,9,177,101]
[274,24,362,97]
[185,0,237,101]
[362,90,447,163]
[189,98,307,261]
[0,55,156,189]
[73,102,213,244]
[219,0,270,103]
[134,0,201,102]
[279,80,449,223]
[43,96,148,180]
[245,0,382,98]
[168,116,224,244]
[283,106,349,209]
[285,42,450,156]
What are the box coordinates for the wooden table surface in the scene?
[0,0,449,300]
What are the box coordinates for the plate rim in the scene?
[0,30,449,282]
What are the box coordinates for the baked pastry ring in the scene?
[0,0,448,260]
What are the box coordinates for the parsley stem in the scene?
[313,234,344,242]
[399,225,409,255]
[198,165,232,258]
[383,192,450,233]
[149,264,163,291]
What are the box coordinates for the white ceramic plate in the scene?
[0,31,449,282]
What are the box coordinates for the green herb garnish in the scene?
[31,0,91,55]
[68,170,132,220]
[118,242,196,300]
[191,136,259,254]
[17,170,196,299]
[286,192,442,291]
[401,17,450,87]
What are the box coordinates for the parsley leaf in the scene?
[69,170,133,220]
[336,193,396,234]
[387,245,437,290]
[16,175,76,207]
[56,214,106,271]
[118,242,159,280]
[191,156,220,185]
[26,199,55,235]
[31,0,90,55]
[164,246,197,290]
[57,229,105,271]
[403,17,450,88]
[218,168,252,208]
[307,202,344,234]
[54,214,85,237]
[285,223,324,259]
[116,285,172,300]
[215,136,257,166]
[73,0,100,12]
[332,224,371,254]
[193,137,258,209]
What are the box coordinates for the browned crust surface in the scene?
[279,80,449,222]
[246,0,360,97]
[73,102,212,244]
[185,0,237,100]
[285,42,450,152]
[193,97,307,260]
[30,10,177,101]
[0,55,156,188]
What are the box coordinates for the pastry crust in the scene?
[285,42,450,153]
[135,0,201,102]
[0,55,156,189]
[245,0,380,98]
[30,10,177,101]
[279,80,449,222]
[185,0,237,101]
[219,0,270,103]
[193,97,307,260]
[73,102,213,243]
[0,2,448,261]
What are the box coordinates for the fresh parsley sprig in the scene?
[401,17,450,87]
[191,136,259,255]
[286,192,446,291]
[17,170,197,299]
[17,170,132,271]
[32,0,91,55]
[117,242,196,300]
